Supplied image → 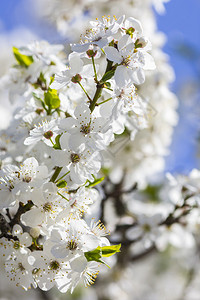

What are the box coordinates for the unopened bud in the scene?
[86,49,97,58]
[71,74,82,83]
[43,130,53,139]
[71,153,80,163]
[30,227,40,239]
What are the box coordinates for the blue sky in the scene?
[0,0,200,174]
[156,0,200,173]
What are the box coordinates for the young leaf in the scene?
[100,69,115,83]
[44,89,60,110]
[100,244,121,257]
[84,244,121,264]
[13,47,34,68]
[84,248,104,264]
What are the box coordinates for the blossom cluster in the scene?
[34,0,171,37]
[0,15,156,292]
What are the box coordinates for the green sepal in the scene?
[53,134,61,150]
[13,47,34,68]
[56,180,67,188]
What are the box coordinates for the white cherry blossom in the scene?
[59,104,113,150]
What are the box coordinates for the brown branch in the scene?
[9,201,33,229]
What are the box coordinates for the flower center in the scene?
[80,124,91,135]
[122,56,131,67]
[71,153,80,164]
[49,260,60,270]
[43,202,52,212]
[143,224,151,232]
[126,27,135,38]
[23,176,32,183]
[67,240,78,251]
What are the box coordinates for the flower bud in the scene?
[43,130,53,139]
[86,49,97,58]
[71,74,82,83]
[30,227,40,238]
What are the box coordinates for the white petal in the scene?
[126,17,143,35]
[128,68,145,85]
[118,34,132,51]
[114,66,129,87]
[70,255,87,273]
[81,234,99,252]
[71,43,90,53]
[74,104,91,123]
[51,244,69,258]
[69,52,83,74]
[60,133,70,150]
[104,47,122,64]
[69,133,86,150]
[12,224,23,237]
[59,117,79,133]
[21,209,44,227]
[50,70,71,89]
[51,149,71,167]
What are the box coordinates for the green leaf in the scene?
[44,89,60,110]
[84,248,104,264]
[13,47,34,68]
[84,244,121,267]
[86,175,105,188]
[100,244,121,257]
[56,180,67,188]
[100,69,115,83]
[53,134,61,150]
